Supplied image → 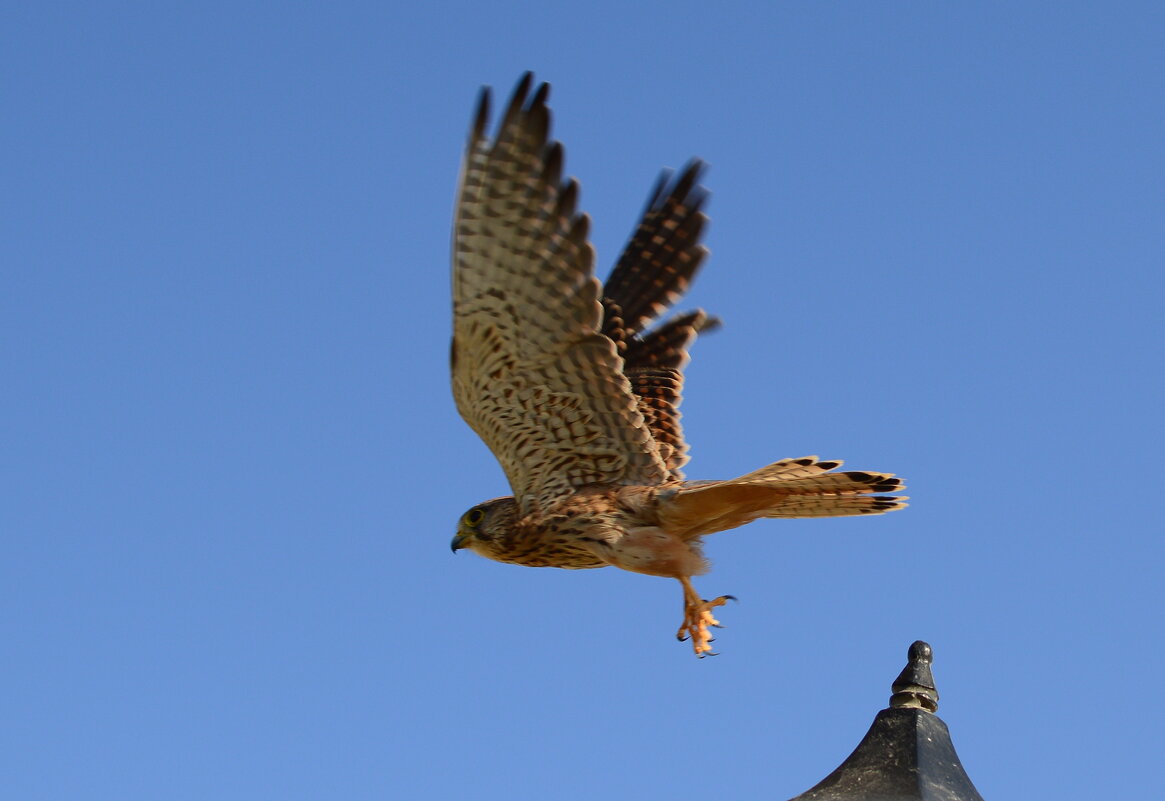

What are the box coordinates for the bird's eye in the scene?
[464,508,485,527]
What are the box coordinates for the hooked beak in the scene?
[450,532,468,553]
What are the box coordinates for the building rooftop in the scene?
[787,641,984,801]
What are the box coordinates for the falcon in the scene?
[450,73,906,656]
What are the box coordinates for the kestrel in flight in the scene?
[450,73,906,656]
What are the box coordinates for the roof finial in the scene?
[889,640,939,712]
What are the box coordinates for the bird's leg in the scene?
[675,576,733,657]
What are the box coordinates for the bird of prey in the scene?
[450,73,906,656]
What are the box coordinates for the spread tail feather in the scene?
[659,456,907,539]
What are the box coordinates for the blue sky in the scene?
[4,2,1163,799]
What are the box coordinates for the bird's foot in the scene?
[676,578,735,657]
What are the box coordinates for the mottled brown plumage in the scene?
[450,73,907,655]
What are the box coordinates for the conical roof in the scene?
[788,641,984,801]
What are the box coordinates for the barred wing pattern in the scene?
[451,74,670,511]
[602,160,710,346]
[601,162,717,478]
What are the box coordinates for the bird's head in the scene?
[451,497,518,559]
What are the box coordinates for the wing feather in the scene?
[452,74,669,510]
[603,160,710,337]
[599,163,718,478]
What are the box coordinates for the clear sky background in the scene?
[4,2,1163,799]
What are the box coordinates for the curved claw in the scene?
[677,579,735,656]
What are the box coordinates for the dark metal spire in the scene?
[890,641,939,712]
[787,641,984,800]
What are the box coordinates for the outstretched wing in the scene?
[601,162,718,479]
[603,160,711,345]
[451,73,669,511]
